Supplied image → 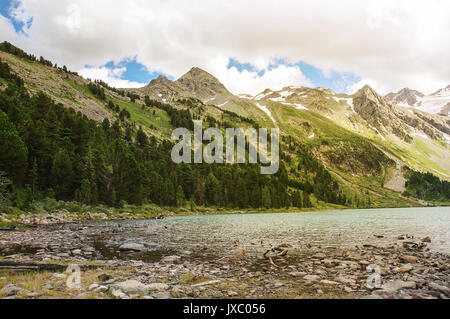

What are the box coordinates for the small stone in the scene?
[421,237,431,243]
[161,255,181,263]
[397,264,414,273]
[98,274,113,282]
[274,282,284,288]
[320,280,339,286]
[344,287,354,293]
[400,255,418,263]
[42,284,54,290]
[147,283,169,291]
[52,273,67,279]
[110,288,128,299]
[93,285,108,293]
[89,283,99,291]
[152,291,172,299]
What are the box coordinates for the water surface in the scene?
[90,207,450,262]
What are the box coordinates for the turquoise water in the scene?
[104,207,449,257]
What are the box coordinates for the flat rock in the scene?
[112,280,149,295]
[429,282,450,295]
[397,264,414,273]
[303,275,320,282]
[380,280,416,293]
[118,243,145,252]
[320,280,339,286]
[289,271,307,277]
[161,255,181,263]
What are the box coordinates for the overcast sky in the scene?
[0,0,449,95]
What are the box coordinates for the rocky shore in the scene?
[0,220,448,299]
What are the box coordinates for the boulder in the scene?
[112,280,150,295]
[0,284,20,296]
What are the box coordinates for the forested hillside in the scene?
[0,57,350,212]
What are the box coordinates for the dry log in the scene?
[0,262,107,272]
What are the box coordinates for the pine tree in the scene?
[261,185,271,208]
[176,185,185,207]
[79,179,91,205]
[136,126,148,148]
[205,172,220,205]
[0,110,28,181]
[50,148,73,200]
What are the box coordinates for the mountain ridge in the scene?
[385,85,450,116]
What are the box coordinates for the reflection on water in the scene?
[91,207,450,261]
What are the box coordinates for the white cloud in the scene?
[78,66,146,88]
[207,56,312,95]
[346,78,390,96]
[2,0,449,95]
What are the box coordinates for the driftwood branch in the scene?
[263,243,290,267]
[0,262,107,272]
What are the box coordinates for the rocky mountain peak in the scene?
[175,67,230,99]
[149,75,170,85]
[178,67,221,83]
[354,85,385,105]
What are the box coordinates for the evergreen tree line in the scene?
[403,167,450,201]
[94,79,126,97]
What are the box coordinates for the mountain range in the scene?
[1,41,449,208]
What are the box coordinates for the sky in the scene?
[0,0,449,96]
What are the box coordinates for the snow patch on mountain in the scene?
[282,102,308,110]
[333,97,355,112]
[255,102,276,124]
